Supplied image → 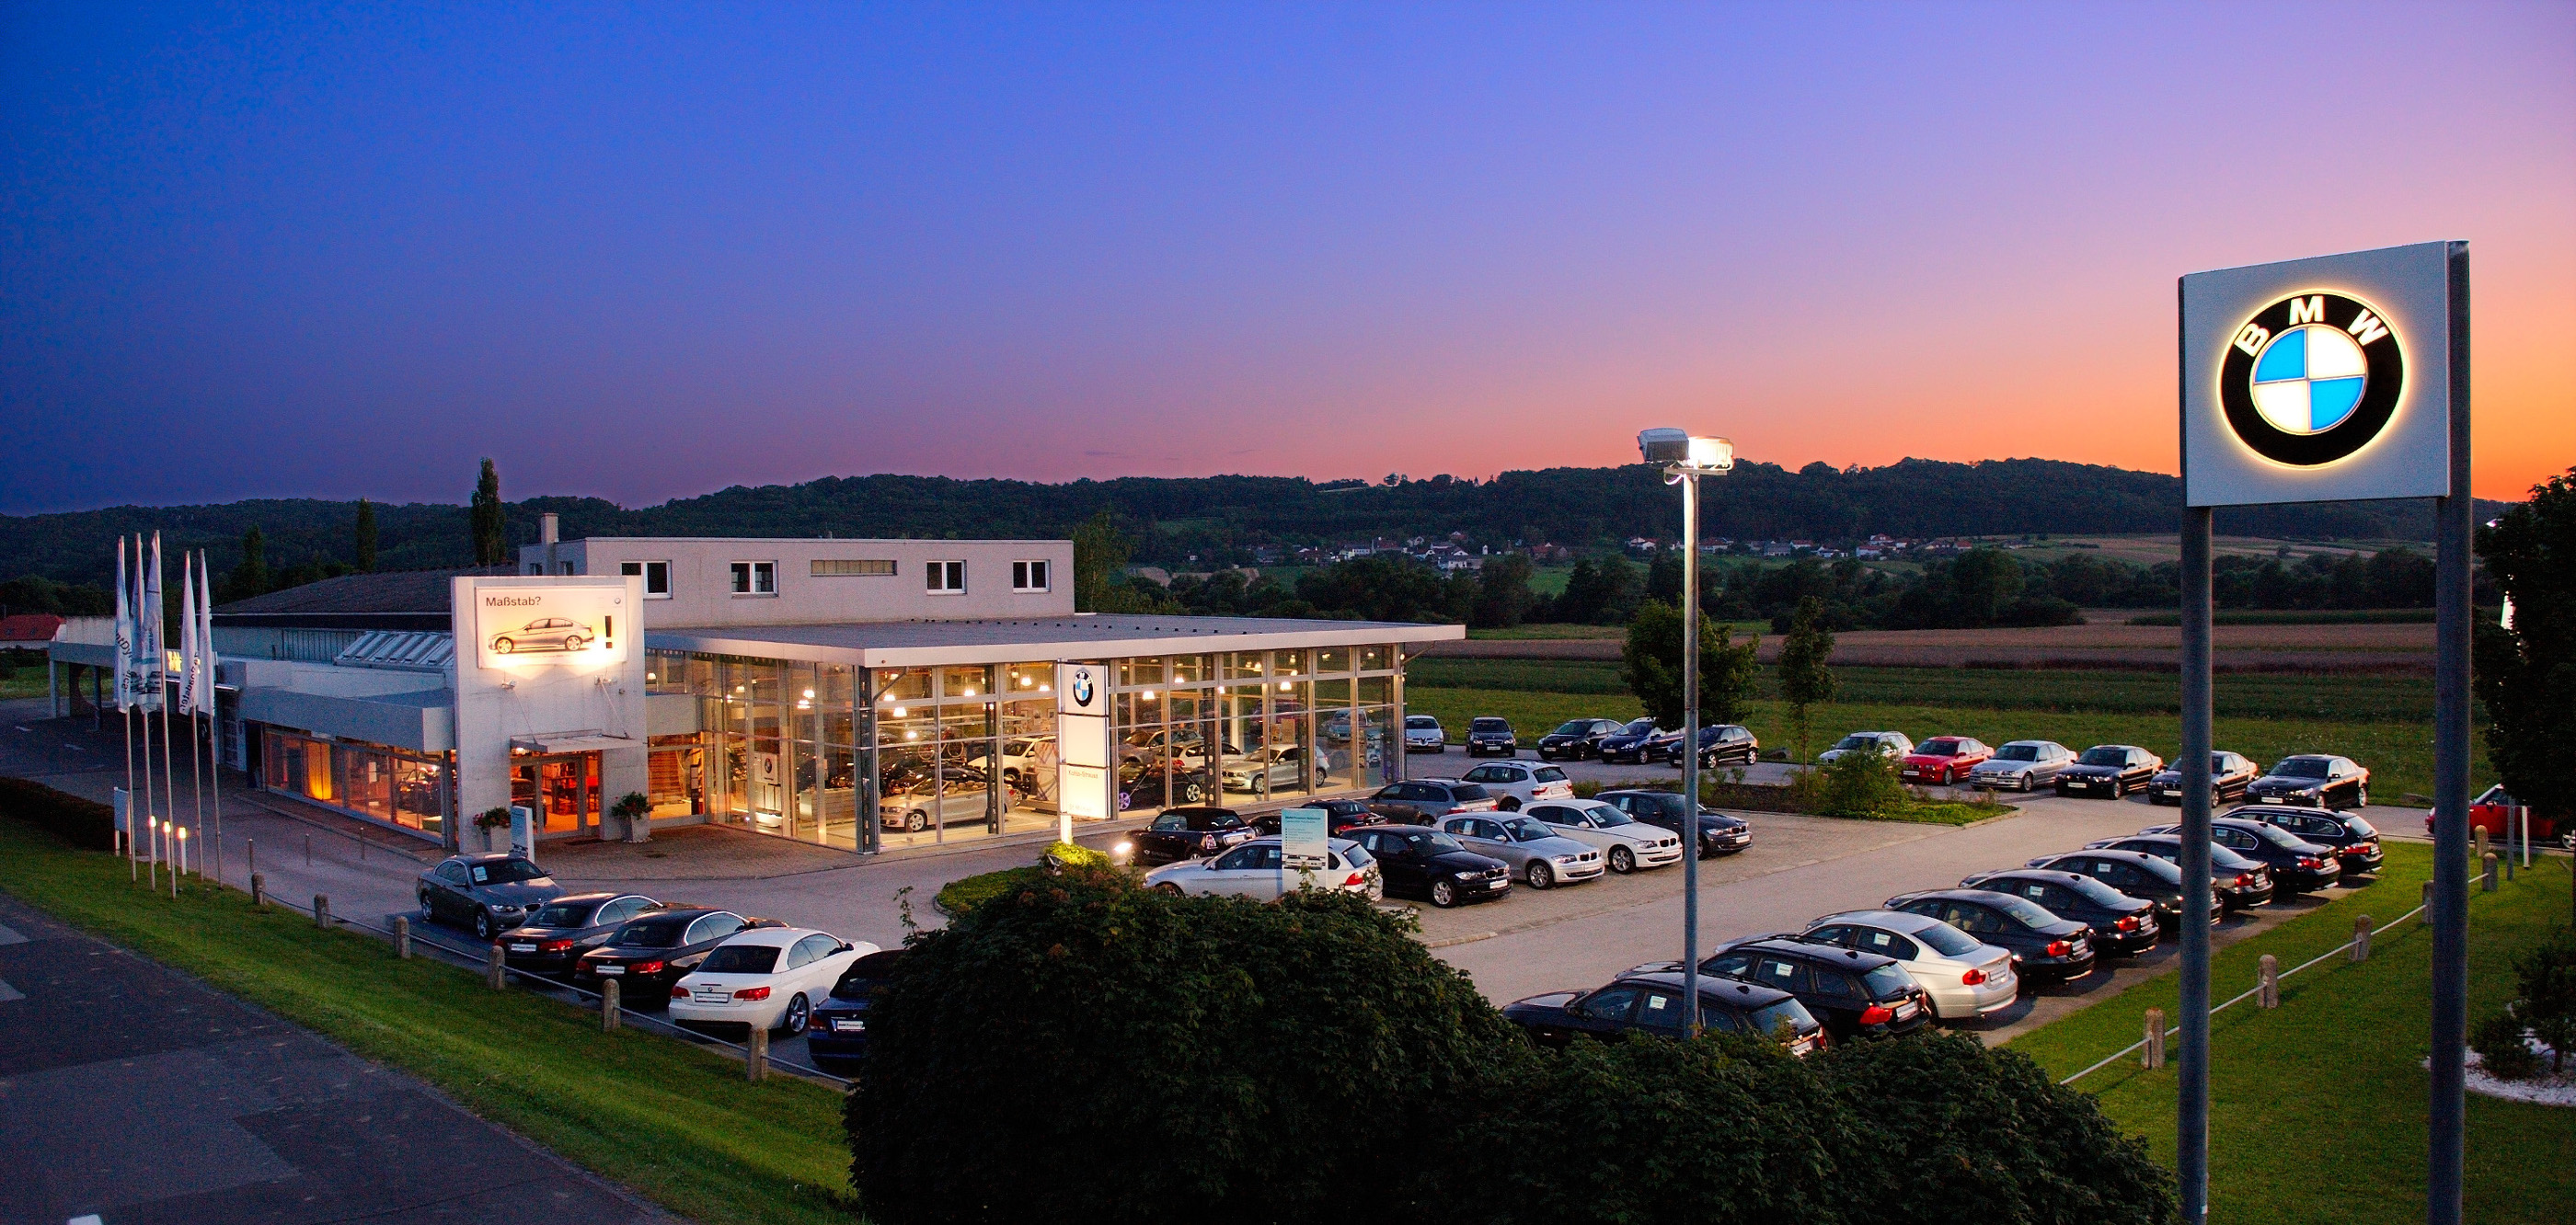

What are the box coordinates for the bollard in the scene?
[305,833,312,867]
[2352,914,2373,962]
[487,943,506,990]
[313,894,330,929]
[2258,955,2280,1009]
[394,916,411,959]
[2143,1008,2166,1070]
[2422,879,2433,911]
[2473,822,2488,869]
[746,1025,769,1082]
[247,839,255,883]
[602,979,622,1032]
[2482,852,2499,893]
[251,872,267,910]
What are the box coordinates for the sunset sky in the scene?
[4,3,2570,514]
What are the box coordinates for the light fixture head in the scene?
[1639,429,1734,473]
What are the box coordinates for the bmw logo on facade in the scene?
[1071,668,1094,707]
[2220,291,2405,467]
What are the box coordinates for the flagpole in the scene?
[183,554,205,876]
[201,552,224,888]
[117,538,137,880]
[135,535,160,891]
[154,532,179,892]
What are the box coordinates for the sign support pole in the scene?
[2177,502,2214,1225]
[1678,469,1701,1035]
[2425,241,2472,1225]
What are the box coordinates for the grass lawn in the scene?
[0,665,52,699]
[0,817,858,1225]
[2007,842,2576,1224]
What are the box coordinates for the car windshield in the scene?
[1408,716,1441,728]
[2077,748,2128,766]
[831,953,902,1000]
[2340,814,2377,837]
[1501,818,1554,841]
[1861,965,1915,997]
[1831,736,1872,751]
[2252,824,2308,849]
[699,945,780,975]
[1533,766,1568,783]
[2063,876,2131,906]
[1911,922,1982,957]
[528,901,595,927]
[1404,830,1467,853]
[1471,718,1510,731]
[1550,720,1593,735]
[615,917,691,948]
[2271,758,2330,779]
[469,859,550,885]
[1745,999,1816,1037]
[1623,719,1658,733]
[1993,744,2040,761]
[2206,844,2261,870]
[1995,897,2059,928]
[1920,738,1961,755]
[1583,805,1636,826]
[1446,784,1490,801]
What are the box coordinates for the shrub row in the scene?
[0,775,116,851]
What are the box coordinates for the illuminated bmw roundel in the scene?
[2219,291,2405,466]
[1071,668,1094,706]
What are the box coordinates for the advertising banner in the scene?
[471,583,630,670]
[1280,806,1329,879]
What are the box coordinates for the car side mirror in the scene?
[836,943,855,954]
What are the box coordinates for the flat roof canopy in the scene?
[645,613,1460,669]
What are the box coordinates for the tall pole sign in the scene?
[2180,241,2467,1225]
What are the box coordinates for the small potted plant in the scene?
[473,807,512,853]
[611,791,651,843]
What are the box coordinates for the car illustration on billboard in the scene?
[489,616,596,655]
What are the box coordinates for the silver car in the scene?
[1800,910,2018,1020]
[1456,761,1576,811]
[1439,814,1604,889]
[1524,798,1685,875]
[1816,731,1913,764]
[1142,836,1384,902]
[1969,740,2076,792]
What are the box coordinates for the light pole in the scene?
[1639,428,1733,1033]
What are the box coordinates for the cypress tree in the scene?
[470,459,505,566]
[352,498,378,571]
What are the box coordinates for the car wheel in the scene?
[1430,879,1460,908]
[1155,883,1184,896]
[1608,845,1636,875]
[565,635,584,651]
[1500,796,1522,812]
[1526,861,1555,890]
[2109,780,2124,799]
[778,992,811,1035]
[901,809,928,832]
[1178,781,1203,803]
[2354,785,2369,808]
[473,909,496,941]
[493,636,513,653]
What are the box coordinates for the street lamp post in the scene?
[1639,429,1733,1033]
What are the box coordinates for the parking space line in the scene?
[0,979,23,1002]
[0,922,27,945]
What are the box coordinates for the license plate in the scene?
[2261,796,2283,804]
[510,944,535,953]
[1893,1001,1918,1019]
[832,1018,865,1033]
[1484,879,1508,890]
[597,965,624,976]
[694,991,727,1003]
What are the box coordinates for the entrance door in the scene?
[512,753,599,837]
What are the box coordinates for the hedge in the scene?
[0,775,116,851]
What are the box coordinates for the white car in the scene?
[668,927,877,1036]
[968,735,1054,788]
[1219,745,1317,794]
[1799,910,2018,1020]
[1522,798,1684,875]
[1404,715,1447,752]
[1969,740,2077,792]
[1143,836,1384,902]
[1816,731,1914,764]
[1456,761,1575,810]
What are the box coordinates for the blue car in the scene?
[806,949,903,1073]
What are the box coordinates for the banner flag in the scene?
[196,552,218,715]
[178,553,200,716]
[143,532,165,711]
[112,538,132,713]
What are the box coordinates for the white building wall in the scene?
[449,575,650,829]
[519,537,1076,626]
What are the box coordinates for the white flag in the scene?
[112,537,132,713]
[144,532,165,711]
[196,552,219,715]
[178,552,201,716]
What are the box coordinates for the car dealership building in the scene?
[50,521,1456,855]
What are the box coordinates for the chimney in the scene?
[539,513,559,544]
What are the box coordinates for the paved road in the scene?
[0,892,665,1225]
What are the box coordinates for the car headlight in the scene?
[1554,854,1579,865]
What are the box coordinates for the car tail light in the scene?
[2115,915,2141,932]
[671,985,689,999]
[539,939,574,953]
[733,986,772,1002]
[1961,967,1987,986]
[632,960,665,975]
[2297,856,2326,870]
[1858,1004,1893,1026]
[2045,940,2073,957]
[1343,872,1366,887]
[1200,834,1218,852]
[2234,874,2254,888]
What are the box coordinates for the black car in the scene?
[804,949,903,1072]
[2242,754,2372,809]
[2084,833,2277,910]
[416,853,569,941]
[1594,788,1753,858]
[1364,779,1502,823]
[1347,825,1512,908]
[2134,817,2342,894]
[1956,869,2161,955]
[2055,745,2164,799]
[1536,717,1641,761]
[1117,759,1216,809]
[1678,937,1933,1041]
[1649,724,1761,768]
[1501,971,1825,1053]
[1249,796,1385,836]
[1464,716,1520,758]
[1596,720,1672,764]
[1884,888,2098,983]
[2146,750,2260,806]
[1121,806,1255,865]
[497,891,661,976]
[2022,849,2225,929]
[571,908,768,1002]
[2236,805,2384,875]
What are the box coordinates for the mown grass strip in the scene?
[0,816,857,1225]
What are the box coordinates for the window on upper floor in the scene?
[927,560,966,594]
[730,561,777,596]
[1012,560,1050,592]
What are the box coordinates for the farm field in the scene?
[1428,617,2432,670]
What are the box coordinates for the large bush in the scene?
[1791,750,1910,817]
[848,869,1512,1224]
[0,776,116,850]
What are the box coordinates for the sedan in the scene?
[2055,745,2164,799]
[1817,731,1913,764]
[1248,797,1385,836]
[1676,937,1933,1042]
[1119,806,1256,865]
[1502,971,1824,1053]
[2244,754,2371,809]
[1347,825,1512,908]
[1956,869,2161,955]
[1967,740,2076,792]
[1439,813,1605,889]
[1457,760,1575,810]
[1364,779,1502,823]
[1218,745,1314,795]
[1403,715,1448,753]
[488,615,592,655]
[498,892,661,976]
[1142,836,1383,901]
[1524,798,1685,875]
[2133,817,2342,894]
[417,853,568,942]
[1651,723,1760,768]
[804,949,903,1072]
[881,768,1011,832]
[1596,721,1672,764]
[1464,716,1520,758]
[2147,750,2260,806]
[1595,788,1753,858]
[2245,806,2384,875]
[2084,833,2277,910]
[1537,717,1647,761]
[2023,849,2225,930]
[571,908,767,1002]
[1117,759,1217,810]
[1800,910,2019,1020]
[670,928,876,1038]
[1884,888,2098,984]
[1900,737,1995,785]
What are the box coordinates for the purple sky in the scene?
[5,3,2570,514]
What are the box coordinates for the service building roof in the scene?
[647,613,1460,668]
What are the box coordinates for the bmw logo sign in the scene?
[2220,291,2404,467]
[1071,669,1094,706]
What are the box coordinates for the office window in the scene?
[620,560,673,598]
[1011,560,1050,592]
[926,560,966,594]
[811,559,896,578]
[730,560,777,596]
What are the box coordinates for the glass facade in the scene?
[259,727,450,837]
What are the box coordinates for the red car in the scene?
[1901,737,1995,785]
[2426,784,2565,842]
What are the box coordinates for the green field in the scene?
[2007,842,2574,1224]
[0,666,48,699]
[0,816,857,1225]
